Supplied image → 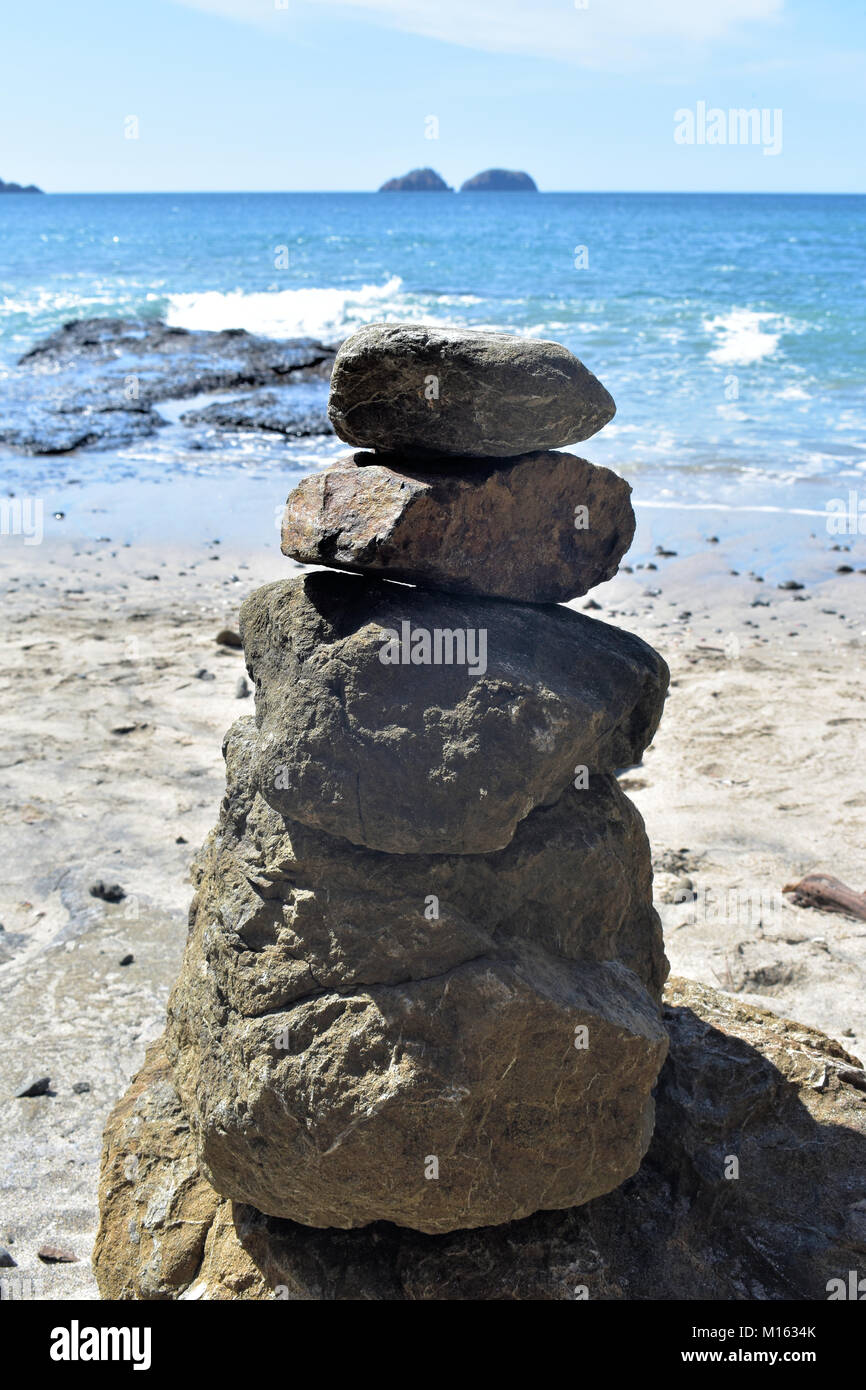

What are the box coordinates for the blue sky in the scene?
[1,0,864,192]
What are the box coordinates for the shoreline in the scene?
[3,462,864,580]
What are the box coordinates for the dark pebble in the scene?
[0,1247,17,1268]
[16,1076,52,1098]
[72,1082,91,1095]
[89,881,126,903]
[119,953,135,967]
[778,580,804,591]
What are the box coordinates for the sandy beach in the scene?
[1,505,864,1299]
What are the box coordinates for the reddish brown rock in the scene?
[281,450,634,603]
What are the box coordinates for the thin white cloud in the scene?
[169,0,784,69]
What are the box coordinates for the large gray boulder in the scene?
[167,934,666,1233]
[163,715,667,1234]
[327,324,615,457]
[164,710,668,1233]
[182,717,668,1009]
[281,449,634,603]
[96,978,866,1299]
[239,572,669,855]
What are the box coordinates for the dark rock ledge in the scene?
[0,318,336,455]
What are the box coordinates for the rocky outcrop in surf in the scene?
[1,318,335,455]
[460,169,537,192]
[378,168,452,192]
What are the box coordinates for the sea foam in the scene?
[704,308,786,365]
[164,276,441,342]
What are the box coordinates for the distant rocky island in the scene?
[460,169,538,192]
[0,176,42,194]
[378,167,537,193]
[378,168,453,192]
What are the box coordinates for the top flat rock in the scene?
[327,323,615,458]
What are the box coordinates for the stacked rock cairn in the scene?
[108,324,672,1251]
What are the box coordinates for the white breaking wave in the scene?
[704,308,787,366]
[163,276,484,342]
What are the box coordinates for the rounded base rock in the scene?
[95,980,866,1300]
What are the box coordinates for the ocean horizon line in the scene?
[8,188,865,198]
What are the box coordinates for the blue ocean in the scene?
[1,191,864,568]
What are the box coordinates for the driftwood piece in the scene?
[783,872,866,922]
